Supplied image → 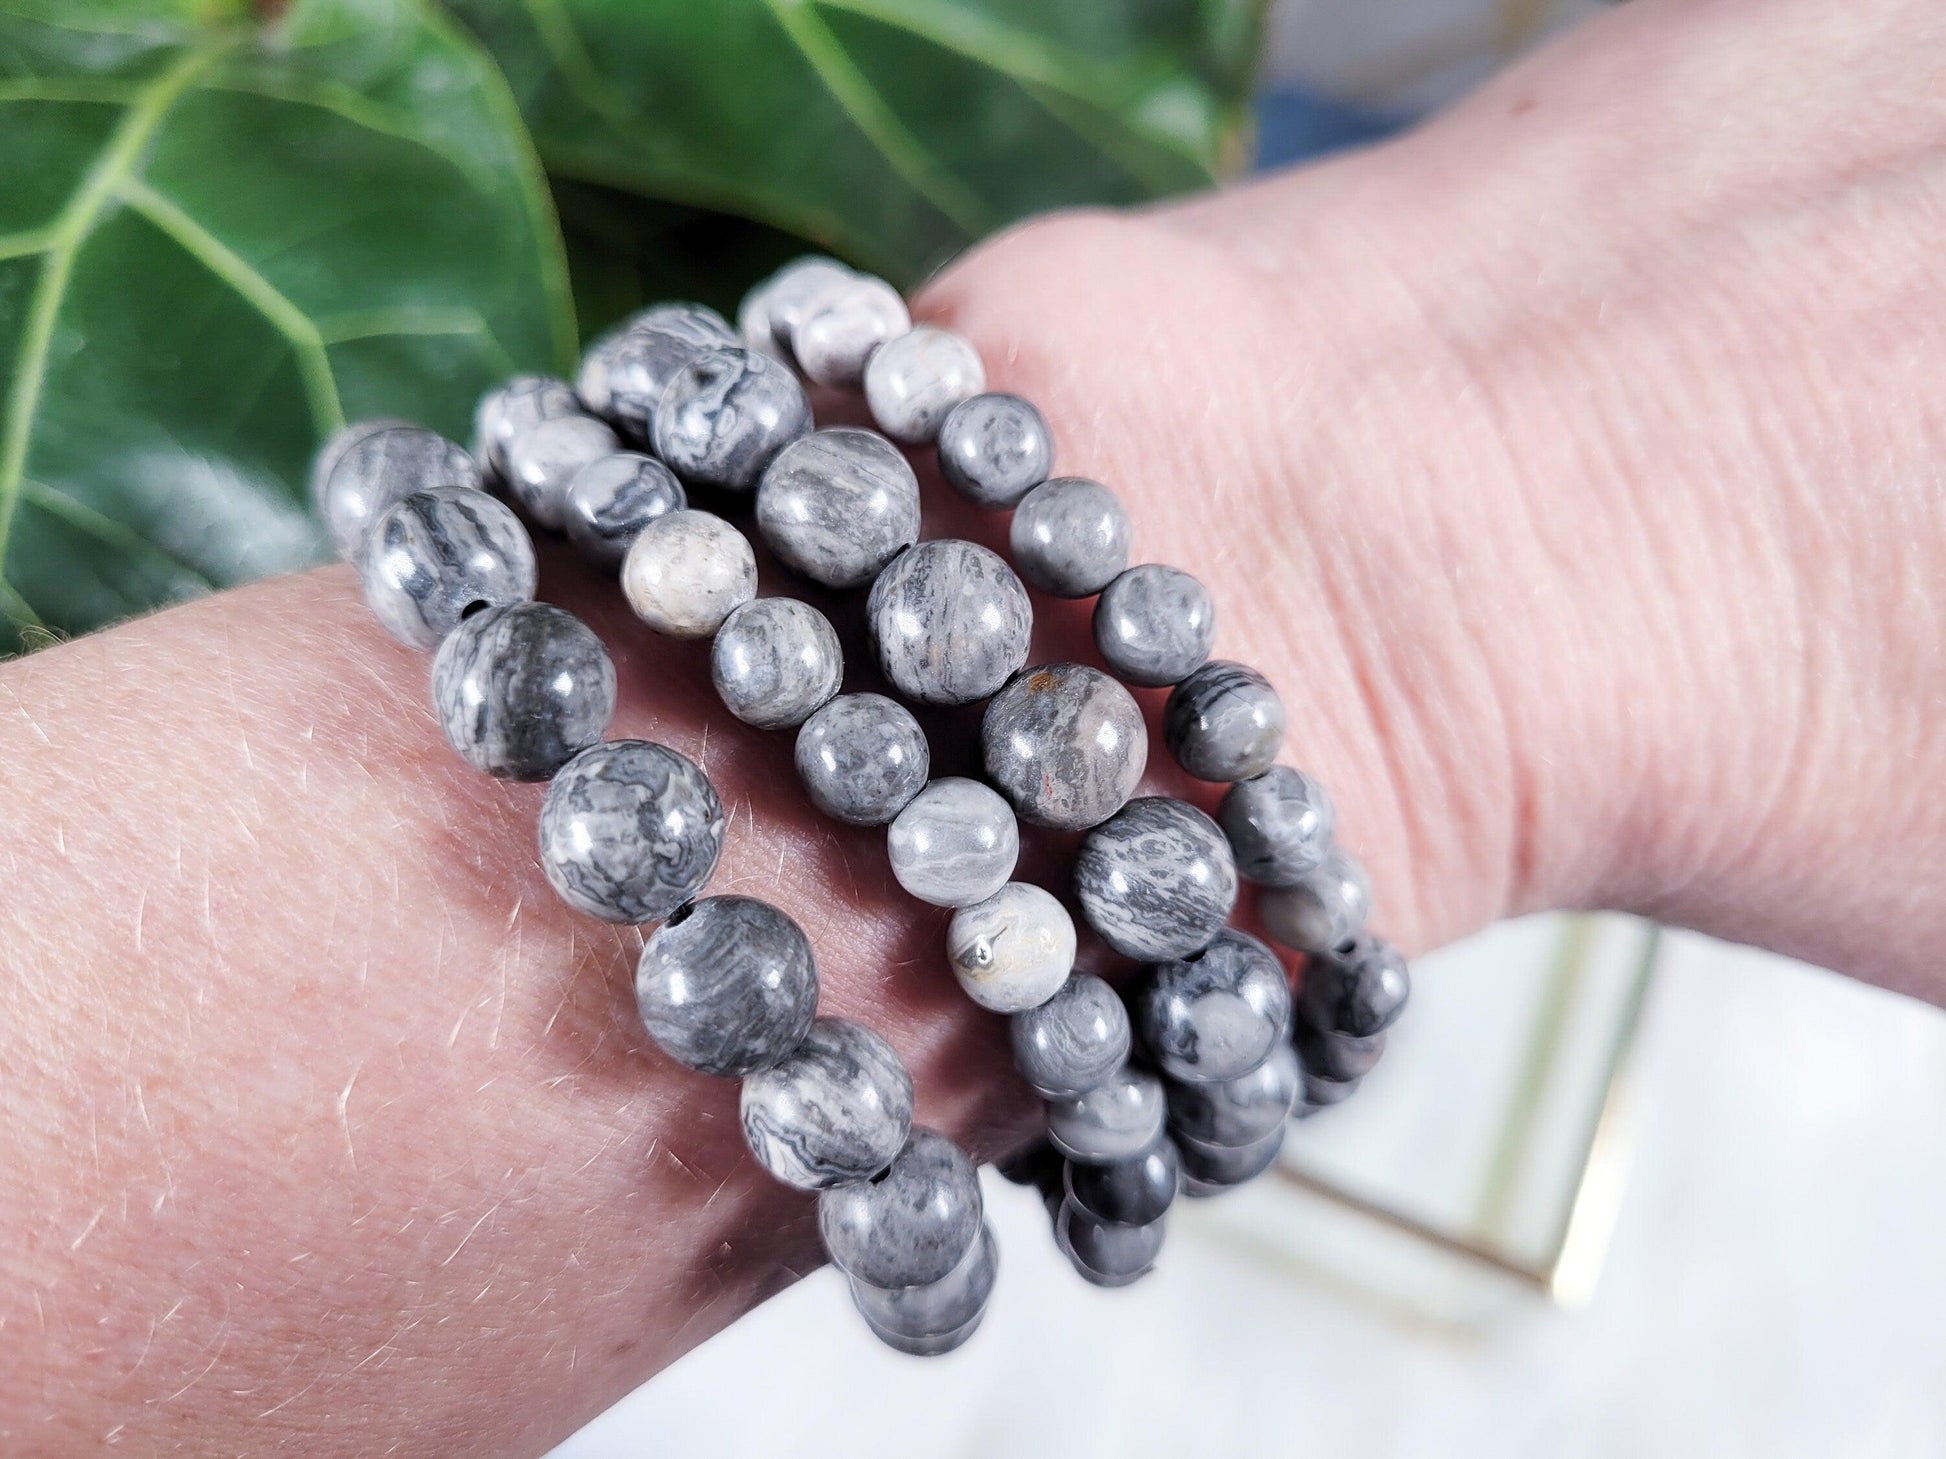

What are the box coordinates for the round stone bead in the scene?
[818,1127,982,1289]
[635,895,819,1077]
[538,740,725,923]
[1259,848,1373,954]
[709,597,843,730]
[504,415,619,532]
[1164,660,1286,782]
[621,509,758,639]
[1299,933,1410,1038]
[562,452,685,565]
[315,422,480,561]
[1009,972,1131,1100]
[995,1138,1063,1190]
[863,325,985,444]
[1293,1022,1387,1083]
[431,602,615,781]
[1074,797,1239,961]
[471,376,578,480]
[741,255,855,360]
[1218,765,1336,887]
[1299,1071,1361,1111]
[1177,1124,1286,1196]
[1167,1044,1300,1150]
[794,693,930,826]
[945,882,1076,1013]
[1009,477,1131,599]
[1136,929,1292,1085]
[360,486,536,650]
[653,346,811,491]
[740,1017,914,1191]
[867,539,1032,707]
[1046,1065,1166,1165]
[936,393,1053,510]
[793,276,911,388]
[1057,1200,1165,1288]
[580,303,737,442]
[849,1220,997,1358]
[1064,1139,1179,1228]
[1092,565,1216,688]
[982,663,1147,831]
[754,427,921,589]
[886,777,1019,908]
[310,416,408,537]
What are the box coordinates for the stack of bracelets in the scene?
[310,254,1410,1358]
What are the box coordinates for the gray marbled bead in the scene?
[538,739,725,923]
[311,416,408,535]
[1074,797,1238,961]
[471,376,578,480]
[1218,765,1336,886]
[581,303,737,442]
[652,346,811,491]
[361,486,536,650]
[1057,1200,1165,1288]
[793,276,910,388]
[886,777,1018,907]
[1092,565,1216,688]
[982,663,1147,831]
[794,693,930,826]
[621,509,758,639]
[710,597,843,730]
[867,539,1032,706]
[635,895,819,1077]
[1046,1065,1166,1165]
[1163,660,1286,782]
[849,1220,997,1358]
[818,1127,982,1289]
[740,1017,914,1191]
[432,602,616,781]
[315,422,480,561]
[754,428,921,589]
[1009,477,1131,599]
[1137,929,1292,1085]
[1259,848,1373,954]
[1298,933,1410,1038]
[1177,1124,1286,1195]
[1064,1139,1178,1228]
[740,256,855,360]
[945,882,1075,1013]
[863,325,985,444]
[936,393,1053,509]
[504,415,619,532]
[562,452,685,565]
[1294,1022,1387,1083]
[1009,971,1131,1100]
[1167,1044,1300,1149]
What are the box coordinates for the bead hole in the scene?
[459,598,490,620]
[665,901,696,928]
[868,1166,893,1185]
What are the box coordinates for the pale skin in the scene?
[1,0,1942,1450]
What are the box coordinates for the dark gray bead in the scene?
[1009,971,1130,1100]
[652,345,811,491]
[818,1128,983,1288]
[936,393,1053,509]
[1293,1022,1387,1083]
[635,895,819,1077]
[793,276,910,388]
[982,663,1147,831]
[740,1017,914,1191]
[867,540,1032,706]
[361,486,535,650]
[754,428,921,589]
[1046,1065,1166,1165]
[505,415,620,532]
[1009,477,1131,599]
[1057,1200,1164,1288]
[562,452,685,565]
[1074,797,1238,961]
[886,777,1019,908]
[849,1220,997,1357]
[471,376,578,479]
[794,693,930,826]
[1298,1071,1361,1112]
[431,602,615,781]
[946,882,1075,1013]
[1259,848,1373,954]
[1218,765,1336,886]
[1299,933,1410,1037]
[538,739,725,923]
[1167,1044,1300,1149]
[995,1138,1062,1190]
[1092,565,1216,688]
[863,325,985,444]
[581,303,737,443]
[1177,1124,1286,1195]
[1164,660,1286,782]
[315,422,480,561]
[710,597,843,730]
[1064,1139,1178,1227]
[621,509,758,639]
[1136,929,1292,1085]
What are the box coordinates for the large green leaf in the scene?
[0,0,574,651]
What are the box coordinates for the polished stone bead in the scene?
[1009,477,1131,599]
[1177,1123,1286,1195]
[1167,1044,1300,1150]
[471,376,578,480]
[819,1127,982,1288]
[1259,848,1373,954]
[505,415,619,532]
[1293,1022,1387,1083]
[1046,1065,1166,1165]
[710,597,843,730]
[653,346,811,491]
[580,303,737,442]
[1218,765,1336,887]
[1136,929,1292,1085]
[1057,1200,1164,1288]
[946,882,1076,1013]
[740,1017,914,1191]
[361,486,535,650]
[635,895,819,1077]
[562,452,685,565]
[1164,660,1286,782]
[1299,932,1410,1037]
[866,539,1032,706]
[936,393,1053,509]
[1008,971,1130,1100]
[621,509,758,639]
[315,421,480,561]
[310,416,408,543]
[886,777,1019,907]
[740,256,855,360]
[754,427,921,589]
[431,602,615,781]
[538,739,725,923]
[863,325,985,443]
[849,1220,997,1358]
[1092,564,1216,688]
[1298,1071,1361,1111]
[982,663,1147,831]
[996,1137,1062,1188]
[794,693,930,826]
[1064,1139,1178,1227]
[1074,797,1239,961]
[793,276,911,387]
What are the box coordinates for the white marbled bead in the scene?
[653,346,811,491]
[710,597,843,730]
[504,415,618,532]
[741,1017,914,1191]
[471,376,578,480]
[622,509,758,638]
[1258,848,1373,954]
[886,777,1019,907]
[360,485,535,650]
[793,276,910,387]
[863,325,985,443]
[562,452,685,565]
[755,427,921,589]
[1046,1065,1166,1165]
[314,421,480,561]
[1009,477,1131,599]
[946,882,1076,1013]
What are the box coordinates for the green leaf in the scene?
[0,0,574,652]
